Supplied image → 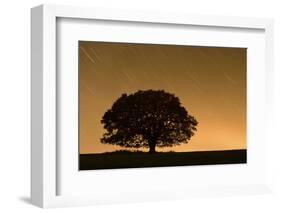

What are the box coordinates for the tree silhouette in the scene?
[101,90,198,153]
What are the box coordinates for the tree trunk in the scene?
[149,143,156,153]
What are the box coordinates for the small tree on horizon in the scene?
[100,90,198,153]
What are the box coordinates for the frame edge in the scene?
[31,5,44,208]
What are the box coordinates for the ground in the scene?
[79,149,246,170]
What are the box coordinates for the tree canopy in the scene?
[101,90,198,153]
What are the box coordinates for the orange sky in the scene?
[79,41,246,154]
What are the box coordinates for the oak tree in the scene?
[101,90,198,153]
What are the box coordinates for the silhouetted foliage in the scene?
[101,90,198,153]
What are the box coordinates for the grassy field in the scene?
[79,149,246,170]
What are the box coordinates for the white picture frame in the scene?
[31,4,274,208]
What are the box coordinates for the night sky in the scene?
[79,41,246,154]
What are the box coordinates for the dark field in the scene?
[79,149,246,170]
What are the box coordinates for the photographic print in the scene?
[79,41,246,170]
